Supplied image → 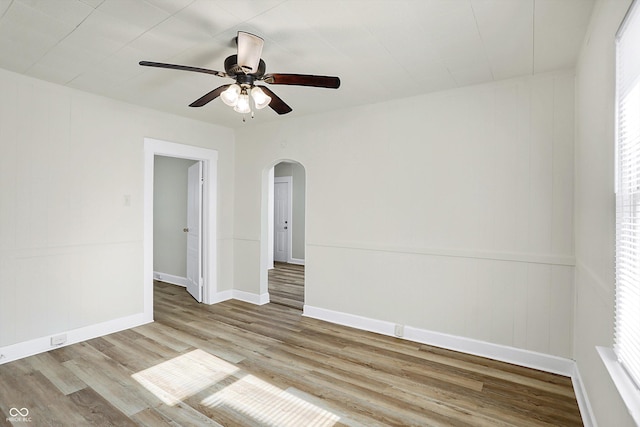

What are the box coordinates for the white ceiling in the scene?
[0,0,595,128]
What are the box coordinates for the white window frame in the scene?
[602,1,640,425]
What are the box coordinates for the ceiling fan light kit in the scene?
[220,84,240,106]
[139,31,340,122]
[233,90,251,114]
[250,87,271,109]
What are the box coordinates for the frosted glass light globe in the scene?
[221,84,240,106]
[234,92,251,114]
[251,87,271,109]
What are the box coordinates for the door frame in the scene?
[260,159,306,300]
[144,138,218,319]
[274,176,293,264]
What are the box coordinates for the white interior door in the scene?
[186,161,203,302]
[274,180,289,262]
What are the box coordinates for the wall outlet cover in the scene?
[394,324,404,337]
[51,334,67,346]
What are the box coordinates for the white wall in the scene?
[153,156,197,279]
[234,70,575,358]
[0,68,234,351]
[574,0,636,425]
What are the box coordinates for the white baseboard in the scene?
[403,325,575,376]
[153,271,187,287]
[304,305,394,336]
[0,312,152,366]
[571,363,597,427]
[288,258,305,266]
[232,290,270,305]
[207,289,233,304]
[0,287,267,365]
[303,304,595,424]
[303,305,575,377]
[206,289,269,306]
[0,297,595,426]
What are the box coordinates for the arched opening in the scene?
[261,160,306,310]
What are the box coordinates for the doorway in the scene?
[143,138,218,321]
[152,156,203,302]
[266,161,306,310]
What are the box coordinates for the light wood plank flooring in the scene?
[0,282,583,426]
[268,262,304,310]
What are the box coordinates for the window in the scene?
[615,0,640,410]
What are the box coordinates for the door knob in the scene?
[183,228,189,232]
[284,226,288,230]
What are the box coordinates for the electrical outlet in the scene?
[51,334,67,346]
[394,324,404,337]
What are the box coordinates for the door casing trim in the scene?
[144,138,218,315]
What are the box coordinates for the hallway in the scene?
[268,262,304,310]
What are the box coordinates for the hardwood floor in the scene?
[0,281,583,426]
[268,262,304,310]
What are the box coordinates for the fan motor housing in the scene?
[224,54,266,77]
[235,74,255,86]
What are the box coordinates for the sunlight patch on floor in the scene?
[132,348,340,425]
[200,374,340,427]
[132,349,239,406]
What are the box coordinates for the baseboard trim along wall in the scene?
[0,291,594,426]
[303,304,595,427]
[194,288,270,306]
[208,289,233,304]
[208,289,269,305]
[288,258,305,266]
[571,362,597,427]
[232,290,270,305]
[153,271,188,287]
[0,313,151,366]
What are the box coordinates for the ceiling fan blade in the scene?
[139,61,227,78]
[236,31,264,74]
[189,85,230,107]
[259,86,293,115]
[262,73,340,89]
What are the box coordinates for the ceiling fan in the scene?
[139,31,341,119]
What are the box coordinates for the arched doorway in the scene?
[263,160,306,310]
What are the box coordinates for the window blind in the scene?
[615,0,640,391]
